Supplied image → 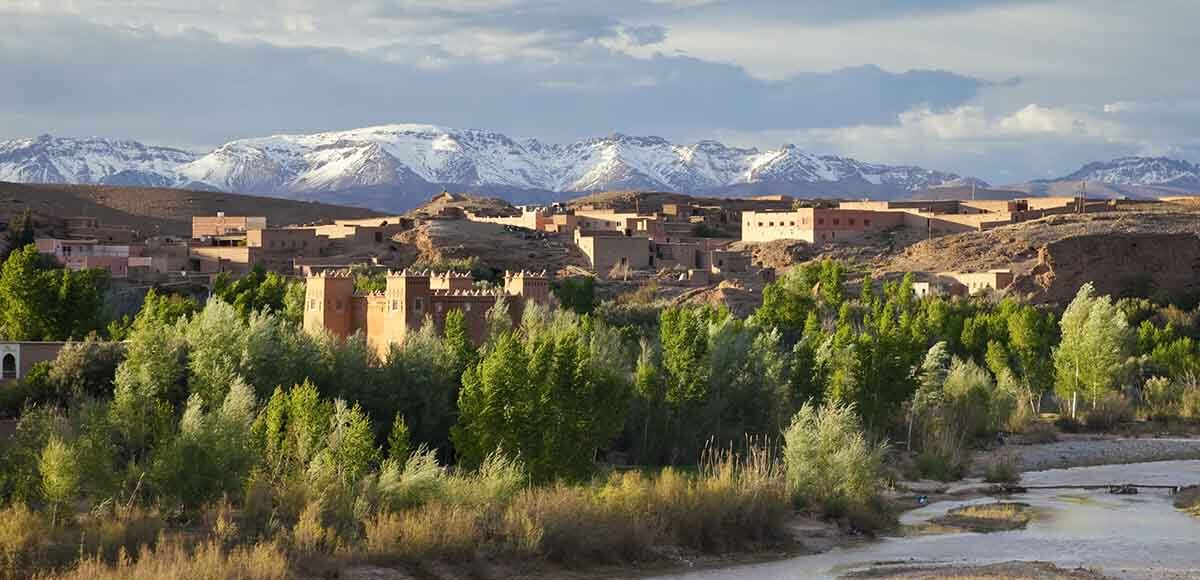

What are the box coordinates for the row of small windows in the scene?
[308,296,480,315]
[268,239,308,249]
[755,218,871,227]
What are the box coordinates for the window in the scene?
[1,354,14,380]
[335,299,343,311]
[757,222,763,227]
[817,218,824,225]
[864,219,871,226]
[833,219,840,225]
[465,303,472,312]
[391,299,399,311]
[789,221,795,226]
[435,302,443,313]
[414,298,424,313]
[374,232,383,243]
[768,222,774,227]
[848,219,855,225]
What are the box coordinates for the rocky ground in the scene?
[976,435,1200,473]
[843,561,1113,579]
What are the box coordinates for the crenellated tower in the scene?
[303,270,356,340]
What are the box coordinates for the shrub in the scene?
[982,454,1022,484]
[1023,421,1059,444]
[290,500,333,556]
[1083,394,1134,431]
[0,503,49,577]
[1004,402,1036,434]
[1054,414,1082,433]
[1142,376,1180,420]
[914,451,967,482]
[76,506,167,564]
[783,403,886,516]
[1181,383,1200,420]
[362,502,478,564]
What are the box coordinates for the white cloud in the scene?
[822,104,1128,146]
[712,102,1157,183]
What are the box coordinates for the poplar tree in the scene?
[1053,283,1132,417]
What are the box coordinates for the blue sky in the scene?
[1,0,1197,183]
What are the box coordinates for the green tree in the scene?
[184,299,249,408]
[454,317,630,481]
[387,413,411,464]
[0,245,109,340]
[553,276,596,314]
[39,435,80,524]
[109,300,188,456]
[212,267,291,319]
[2,209,35,261]
[1053,283,1133,417]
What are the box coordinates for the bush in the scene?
[1181,384,1200,420]
[914,451,967,482]
[982,454,1022,484]
[76,506,167,564]
[1004,402,1036,434]
[363,502,478,564]
[0,503,50,577]
[1142,376,1180,420]
[783,403,886,515]
[1083,394,1134,431]
[1054,414,1083,433]
[1023,421,1059,444]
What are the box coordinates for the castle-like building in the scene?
[303,269,551,356]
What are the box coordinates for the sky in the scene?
[1,0,1198,184]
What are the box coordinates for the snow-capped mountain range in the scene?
[0,126,983,210]
[1054,157,1200,188]
[3,126,1197,211]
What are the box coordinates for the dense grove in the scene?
[0,246,1198,578]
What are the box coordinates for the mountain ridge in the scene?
[4,128,1199,212]
[0,126,981,211]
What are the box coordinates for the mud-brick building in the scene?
[0,342,65,382]
[304,269,552,356]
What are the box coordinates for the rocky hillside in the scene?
[881,206,1200,304]
[0,126,980,212]
[0,181,380,238]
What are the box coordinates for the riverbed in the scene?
[651,460,1200,580]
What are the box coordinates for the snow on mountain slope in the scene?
[0,135,196,187]
[1056,157,1200,188]
[0,125,985,209]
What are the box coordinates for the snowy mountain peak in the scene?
[0,125,986,210]
[1059,156,1200,187]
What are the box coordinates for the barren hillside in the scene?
[880,207,1200,304]
[0,181,380,237]
[393,220,589,275]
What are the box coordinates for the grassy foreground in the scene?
[3,449,798,579]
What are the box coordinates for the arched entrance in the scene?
[1,353,16,380]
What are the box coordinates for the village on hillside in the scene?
[6,186,1199,380]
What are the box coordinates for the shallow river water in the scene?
[653,460,1200,580]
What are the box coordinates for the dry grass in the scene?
[931,502,1033,533]
[35,539,289,580]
